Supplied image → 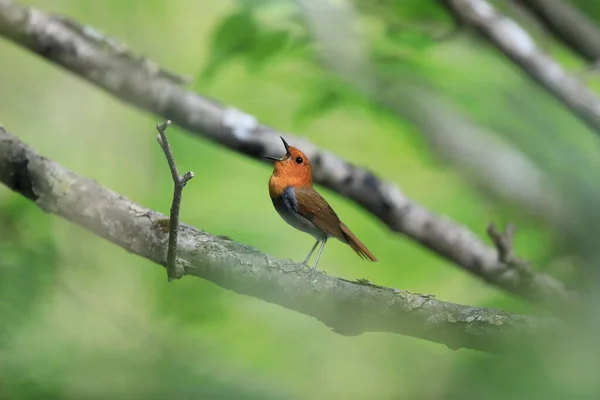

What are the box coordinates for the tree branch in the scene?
[155,120,194,281]
[487,222,534,279]
[0,124,556,354]
[438,0,600,136]
[0,0,575,308]
[515,0,600,63]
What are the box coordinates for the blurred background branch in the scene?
[0,125,553,354]
[295,0,566,222]
[0,0,574,307]
[439,0,600,135]
[515,0,600,63]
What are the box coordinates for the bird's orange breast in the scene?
[268,175,285,199]
[269,173,310,200]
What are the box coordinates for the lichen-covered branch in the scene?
[0,125,556,353]
[438,0,600,136]
[0,0,575,307]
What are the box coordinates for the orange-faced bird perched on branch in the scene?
[266,137,377,273]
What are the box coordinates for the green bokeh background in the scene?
[1,0,598,398]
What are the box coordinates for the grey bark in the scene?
[516,0,600,62]
[0,125,556,354]
[0,0,575,307]
[439,0,600,136]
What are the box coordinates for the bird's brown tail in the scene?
[340,223,377,262]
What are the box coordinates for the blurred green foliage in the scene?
[2,0,600,398]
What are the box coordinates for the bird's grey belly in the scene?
[278,208,327,240]
[273,191,328,241]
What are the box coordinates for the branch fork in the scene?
[487,222,534,279]
[156,120,194,281]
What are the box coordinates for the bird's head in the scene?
[265,136,312,186]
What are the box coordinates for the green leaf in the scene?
[387,28,435,51]
[199,10,258,82]
[246,29,292,71]
[237,0,279,10]
[295,89,344,125]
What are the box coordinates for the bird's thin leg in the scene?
[306,238,327,277]
[282,240,320,273]
[302,240,320,265]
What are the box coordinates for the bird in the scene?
[265,136,377,273]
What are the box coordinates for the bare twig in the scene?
[0,125,558,354]
[155,120,194,281]
[438,0,600,137]
[0,0,576,307]
[487,222,534,279]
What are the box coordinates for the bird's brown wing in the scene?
[295,187,377,262]
[294,187,345,241]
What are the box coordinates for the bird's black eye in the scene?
[295,156,303,164]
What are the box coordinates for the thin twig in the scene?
[487,222,533,279]
[155,120,194,281]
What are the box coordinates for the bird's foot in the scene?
[303,268,315,279]
[290,262,311,273]
[269,259,324,276]
[303,266,325,280]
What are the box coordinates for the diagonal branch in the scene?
[0,0,575,308]
[0,124,557,354]
[438,0,600,136]
[515,0,600,63]
[155,120,194,281]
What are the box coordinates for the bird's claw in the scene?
[285,261,317,277]
[303,266,326,280]
[290,265,308,273]
[270,260,325,278]
[303,268,315,279]
[295,262,314,274]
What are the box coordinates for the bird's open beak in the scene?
[264,136,291,161]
